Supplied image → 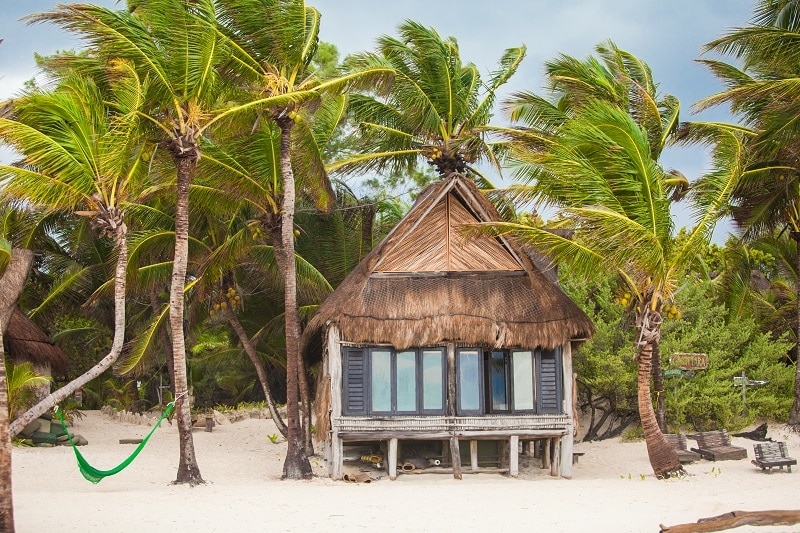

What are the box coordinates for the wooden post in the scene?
[542,437,551,469]
[470,440,479,471]
[446,344,456,416]
[550,437,560,477]
[204,414,214,432]
[561,341,574,479]
[388,438,398,480]
[450,437,462,480]
[509,435,519,477]
[328,327,343,479]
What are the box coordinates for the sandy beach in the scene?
[10,411,800,532]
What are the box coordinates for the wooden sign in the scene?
[670,352,708,370]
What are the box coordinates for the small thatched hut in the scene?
[304,174,594,480]
[5,307,67,380]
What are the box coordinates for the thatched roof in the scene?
[303,174,594,355]
[4,307,68,374]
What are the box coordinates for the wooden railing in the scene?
[335,414,570,438]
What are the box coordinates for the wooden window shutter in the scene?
[537,348,562,414]
[343,349,367,415]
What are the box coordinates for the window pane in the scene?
[490,351,508,411]
[371,350,391,412]
[459,350,481,412]
[422,350,444,410]
[396,351,417,412]
[512,351,534,410]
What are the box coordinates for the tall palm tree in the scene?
[213,0,392,478]
[0,66,146,437]
[697,0,800,430]
[329,20,525,185]
[483,45,746,478]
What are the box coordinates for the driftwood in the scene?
[660,510,800,532]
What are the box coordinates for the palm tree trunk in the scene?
[224,307,288,438]
[789,232,800,431]
[652,340,667,432]
[9,223,130,436]
[168,148,204,485]
[0,328,14,533]
[637,341,684,478]
[0,247,32,533]
[276,116,312,479]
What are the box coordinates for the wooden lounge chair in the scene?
[752,441,796,474]
[688,430,748,461]
[663,433,701,464]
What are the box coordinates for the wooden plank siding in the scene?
[375,193,521,273]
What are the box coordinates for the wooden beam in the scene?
[388,438,398,480]
[509,435,519,478]
[450,437,462,480]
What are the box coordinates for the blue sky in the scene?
[0,0,756,240]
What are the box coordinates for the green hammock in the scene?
[55,401,176,484]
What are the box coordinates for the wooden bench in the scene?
[688,430,747,461]
[752,441,796,474]
[664,433,701,464]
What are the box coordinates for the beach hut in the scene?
[5,307,67,390]
[305,174,594,480]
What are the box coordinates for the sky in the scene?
[0,0,757,240]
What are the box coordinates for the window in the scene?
[512,350,535,411]
[343,347,445,415]
[342,345,562,416]
[457,348,483,415]
[478,348,560,414]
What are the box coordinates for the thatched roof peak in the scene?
[303,173,593,354]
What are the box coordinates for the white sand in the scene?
[11,412,800,532]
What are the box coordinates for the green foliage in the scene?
[5,362,51,420]
[267,433,279,444]
[564,267,794,435]
[660,281,794,430]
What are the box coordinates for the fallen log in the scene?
[660,510,800,532]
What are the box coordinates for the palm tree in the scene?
[483,45,746,478]
[329,20,525,185]
[0,66,146,437]
[29,0,328,482]
[213,0,392,478]
[0,241,33,533]
[697,0,800,430]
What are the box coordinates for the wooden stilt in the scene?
[470,440,479,471]
[542,437,551,469]
[388,437,398,480]
[450,437,462,480]
[550,437,560,477]
[509,435,519,478]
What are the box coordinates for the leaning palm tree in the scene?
[483,46,747,478]
[29,0,326,482]
[0,238,31,533]
[329,19,525,185]
[0,66,146,438]
[697,0,800,430]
